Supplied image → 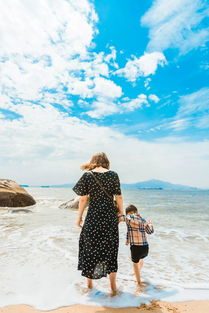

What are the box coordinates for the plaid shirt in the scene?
[119,214,154,246]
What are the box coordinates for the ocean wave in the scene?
[0,189,209,309]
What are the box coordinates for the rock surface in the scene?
[0,179,36,207]
[59,196,89,209]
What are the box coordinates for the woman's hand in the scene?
[115,194,123,216]
[76,195,88,228]
[76,217,83,228]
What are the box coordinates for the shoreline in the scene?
[1,301,209,313]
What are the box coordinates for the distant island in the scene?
[23,179,201,190]
[121,179,199,190]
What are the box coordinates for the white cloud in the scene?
[170,88,209,131]
[196,115,209,129]
[166,118,191,131]
[177,87,209,116]
[0,1,161,123]
[122,94,148,111]
[104,46,118,68]
[92,77,122,98]
[144,78,151,90]
[84,77,122,118]
[1,0,209,189]
[141,0,209,54]
[0,104,209,188]
[150,88,209,132]
[116,0,208,83]
[200,63,209,70]
[0,0,122,114]
[40,92,73,110]
[0,0,95,105]
[0,0,96,56]
[86,98,119,118]
[86,93,161,118]
[115,52,167,82]
[148,94,160,103]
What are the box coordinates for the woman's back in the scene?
[73,170,120,196]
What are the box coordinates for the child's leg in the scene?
[132,259,144,285]
[132,261,141,285]
[139,259,144,271]
[131,246,148,285]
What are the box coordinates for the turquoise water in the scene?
[0,188,209,309]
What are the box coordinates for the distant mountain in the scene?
[27,179,200,190]
[121,179,199,190]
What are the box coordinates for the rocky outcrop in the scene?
[59,196,89,209]
[0,179,36,207]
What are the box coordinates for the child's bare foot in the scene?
[135,281,148,292]
[110,289,121,297]
[136,284,143,292]
[140,281,148,287]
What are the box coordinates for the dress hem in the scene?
[78,269,118,280]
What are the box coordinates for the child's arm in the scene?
[127,215,154,234]
[144,220,154,234]
[126,215,144,228]
[117,215,130,244]
[118,214,126,223]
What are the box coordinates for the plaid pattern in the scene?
[119,214,154,246]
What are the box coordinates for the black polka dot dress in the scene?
[73,170,122,279]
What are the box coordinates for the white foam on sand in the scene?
[1,263,209,310]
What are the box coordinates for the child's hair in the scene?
[125,204,138,215]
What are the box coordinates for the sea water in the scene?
[0,188,209,309]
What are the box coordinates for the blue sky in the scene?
[0,0,209,187]
[83,0,209,141]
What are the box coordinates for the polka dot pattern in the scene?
[73,170,121,279]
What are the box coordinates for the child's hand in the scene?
[147,220,152,225]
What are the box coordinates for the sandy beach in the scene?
[1,301,209,313]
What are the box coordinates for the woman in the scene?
[73,152,123,294]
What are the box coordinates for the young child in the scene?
[119,204,154,286]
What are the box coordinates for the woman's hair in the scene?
[80,152,110,170]
[125,204,138,215]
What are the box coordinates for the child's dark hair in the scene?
[125,204,138,215]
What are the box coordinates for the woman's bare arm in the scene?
[115,194,123,216]
[76,195,89,227]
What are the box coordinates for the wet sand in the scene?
[1,301,209,313]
